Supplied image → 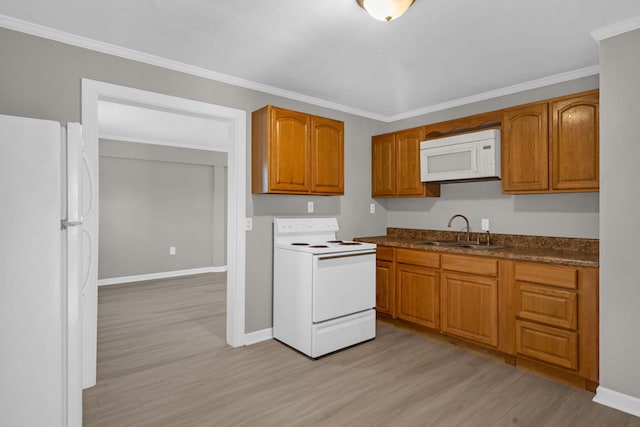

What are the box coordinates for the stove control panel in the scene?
[274,218,339,234]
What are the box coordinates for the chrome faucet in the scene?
[448,214,471,242]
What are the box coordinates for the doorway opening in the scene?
[81,79,247,388]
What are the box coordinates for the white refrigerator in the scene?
[0,114,85,426]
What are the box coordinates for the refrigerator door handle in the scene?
[61,220,83,229]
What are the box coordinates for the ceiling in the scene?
[1,0,640,121]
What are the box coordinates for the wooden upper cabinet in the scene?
[269,107,311,193]
[371,128,440,198]
[551,92,599,191]
[502,102,549,193]
[396,128,427,196]
[311,117,344,194]
[372,133,397,196]
[502,90,599,194]
[252,105,344,195]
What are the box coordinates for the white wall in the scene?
[598,27,640,407]
[99,145,228,278]
[385,181,599,238]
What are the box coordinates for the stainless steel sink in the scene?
[413,240,461,246]
[413,240,505,250]
[455,243,505,250]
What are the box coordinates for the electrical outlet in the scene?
[307,201,314,213]
[370,203,376,214]
[169,246,176,255]
[245,218,253,231]
[481,218,490,231]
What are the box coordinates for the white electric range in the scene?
[272,217,377,358]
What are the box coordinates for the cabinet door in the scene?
[269,107,310,193]
[502,103,549,193]
[441,272,498,347]
[376,259,395,317]
[311,117,344,194]
[396,263,440,329]
[551,92,599,191]
[395,128,426,196]
[372,133,396,196]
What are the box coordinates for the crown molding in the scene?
[0,14,601,123]
[591,15,640,43]
[0,14,386,121]
[386,65,600,122]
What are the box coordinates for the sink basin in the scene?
[413,240,505,250]
[455,243,505,250]
[413,240,461,246]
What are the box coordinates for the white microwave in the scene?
[419,129,501,182]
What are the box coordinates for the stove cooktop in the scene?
[278,240,375,255]
[273,218,376,255]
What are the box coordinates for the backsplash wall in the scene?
[384,180,599,239]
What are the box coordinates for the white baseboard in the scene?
[594,386,640,417]
[98,266,227,286]
[244,328,273,345]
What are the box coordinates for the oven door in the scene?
[312,250,376,323]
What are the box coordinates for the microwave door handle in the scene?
[471,147,478,174]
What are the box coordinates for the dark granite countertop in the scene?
[355,228,599,268]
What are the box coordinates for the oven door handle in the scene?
[317,251,376,261]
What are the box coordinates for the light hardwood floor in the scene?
[84,273,640,427]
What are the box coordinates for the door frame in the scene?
[81,79,247,385]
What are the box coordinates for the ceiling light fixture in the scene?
[356,0,415,22]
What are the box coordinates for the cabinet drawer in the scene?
[516,284,577,330]
[442,254,497,277]
[515,262,578,289]
[396,249,440,268]
[376,246,394,262]
[516,320,578,370]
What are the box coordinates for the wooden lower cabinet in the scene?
[511,261,598,384]
[396,263,440,329]
[373,247,599,389]
[441,271,498,347]
[375,246,395,316]
[376,259,394,317]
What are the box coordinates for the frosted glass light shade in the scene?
[356,0,415,21]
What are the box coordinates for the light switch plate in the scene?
[481,218,490,231]
[169,246,176,255]
[307,201,314,213]
[370,203,376,214]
